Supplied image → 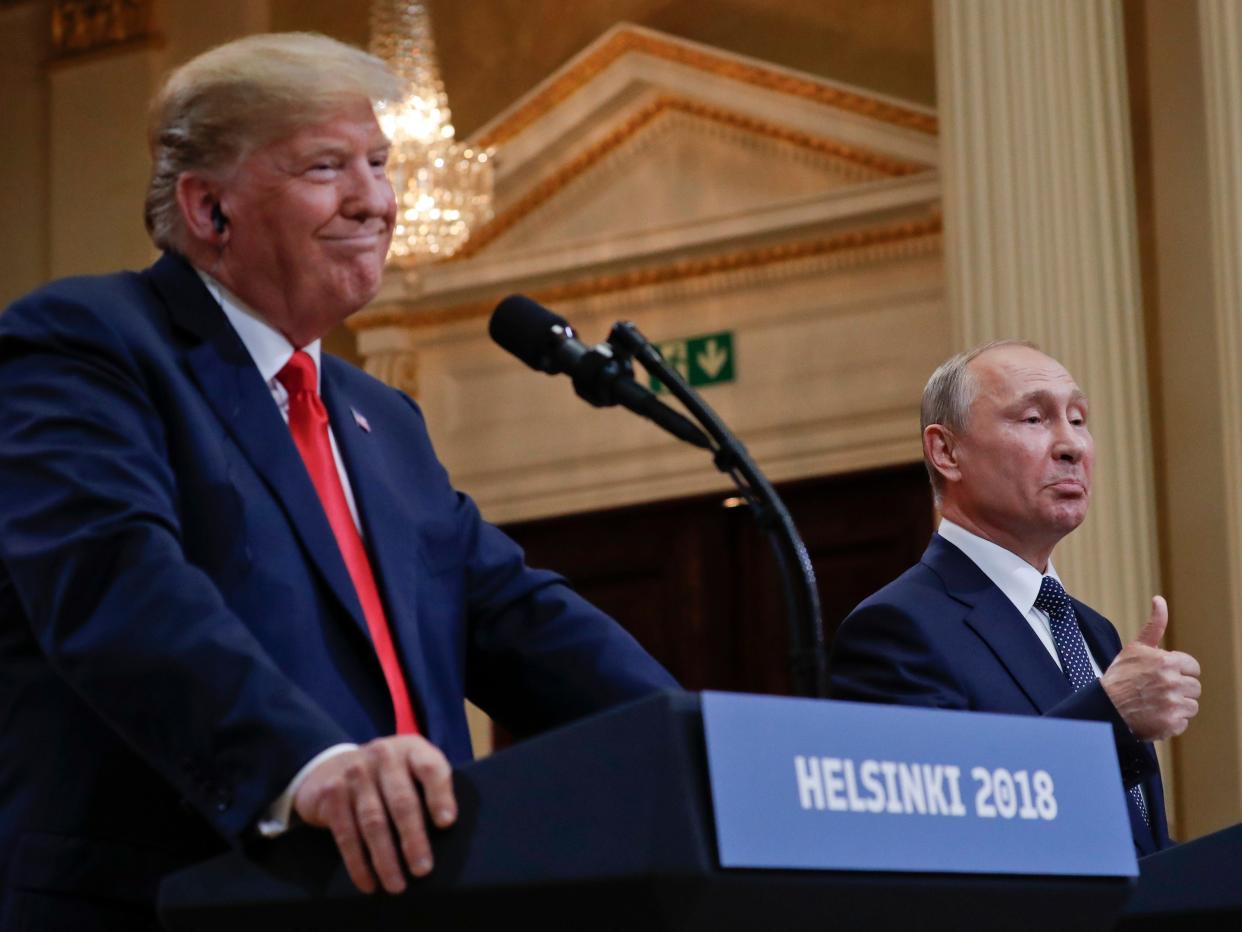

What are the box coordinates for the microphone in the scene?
[489,295,709,449]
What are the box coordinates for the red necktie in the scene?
[276,351,418,735]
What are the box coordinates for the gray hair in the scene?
[144,32,403,252]
[920,339,1039,499]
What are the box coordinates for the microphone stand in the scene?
[607,322,829,700]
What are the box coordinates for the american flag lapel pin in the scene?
[351,407,371,433]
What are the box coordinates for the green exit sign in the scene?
[649,331,735,392]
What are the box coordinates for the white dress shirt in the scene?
[937,519,1102,678]
[197,271,358,836]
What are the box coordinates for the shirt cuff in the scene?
[255,743,358,838]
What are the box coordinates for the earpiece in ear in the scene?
[211,203,228,235]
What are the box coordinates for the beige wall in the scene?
[0,0,50,307]
[47,47,160,277]
[1127,0,1216,836]
[1129,0,1242,838]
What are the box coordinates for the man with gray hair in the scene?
[0,33,674,927]
[828,340,1201,854]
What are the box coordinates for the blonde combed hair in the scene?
[144,32,403,251]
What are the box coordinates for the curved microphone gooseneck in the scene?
[607,321,828,700]
[489,294,827,699]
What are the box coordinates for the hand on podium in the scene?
[293,734,458,894]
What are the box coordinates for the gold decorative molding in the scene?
[475,26,938,150]
[362,349,420,398]
[445,95,927,264]
[354,213,942,334]
[50,0,156,61]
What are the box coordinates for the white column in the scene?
[935,0,1159,637]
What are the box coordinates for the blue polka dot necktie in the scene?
[1034,575,1151,826]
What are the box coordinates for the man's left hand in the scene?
[292,734,457,894]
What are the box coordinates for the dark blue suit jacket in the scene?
[828,533,1170,856]
[0,253,676,927]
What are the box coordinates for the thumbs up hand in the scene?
[1101,596,1201,741]
[1136,595,1169,648]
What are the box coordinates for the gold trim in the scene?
[355,213,942,333]
[444,95,926,264]
[50,0,157,60]
[45,31,163,69]
[475,27,938,150]
[363,349,420,399]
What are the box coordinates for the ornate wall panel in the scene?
[354,25,944,524]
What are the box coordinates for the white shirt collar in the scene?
[937,518,1063,617]
[196,270,321,388]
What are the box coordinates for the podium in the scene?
[1118,823,1242,930]
[158,691,1133,931]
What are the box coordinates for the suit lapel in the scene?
[923,535,1075,714]
[147,253,370,640]
[1073,599,1121,668]
[319,362,430,718]
[926,535,1166,851]
[923,534,1167,852]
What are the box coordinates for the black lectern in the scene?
[1118,822,1242,930]
[158,692,1131,931]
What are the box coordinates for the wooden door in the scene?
[501,463,934,697]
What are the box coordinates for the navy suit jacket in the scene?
[0,253,676,926]
[828,533,1170,856]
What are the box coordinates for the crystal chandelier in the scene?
[369,1,494,265]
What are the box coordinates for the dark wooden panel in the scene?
[732,466,935,695]
[500,493,741,690]
[501,463,933,702]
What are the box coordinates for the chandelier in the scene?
[369,1,494,265]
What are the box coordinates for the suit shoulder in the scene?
[4,268,151,315]
[829,556,973,705]
[323,353,412,397]
[321,353,430,423]
[848,559,955,621]
[1,268,162,347]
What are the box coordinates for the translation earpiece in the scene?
[211,203,228,235]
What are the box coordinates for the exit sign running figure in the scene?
[648,331,735,392]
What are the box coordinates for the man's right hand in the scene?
[1101,595,1201,740]
[293,734,457,895]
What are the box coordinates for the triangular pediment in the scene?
[357,24,946,528]
[373,23,939,310]
[451,24,937,264]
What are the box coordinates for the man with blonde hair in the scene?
[828,340,1201,854]
[0,33,674,927]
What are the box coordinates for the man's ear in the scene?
[175,173,227,246]
[924,424,963,487]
